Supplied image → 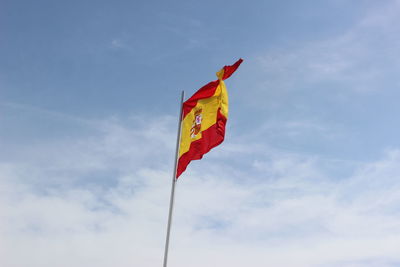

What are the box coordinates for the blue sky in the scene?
[2,0,400,266]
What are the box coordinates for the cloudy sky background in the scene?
[2,0,400,266]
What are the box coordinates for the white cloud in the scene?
[2,107,400,266]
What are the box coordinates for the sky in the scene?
[2,0,400,266]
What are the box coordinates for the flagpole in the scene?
[163,90,185,267]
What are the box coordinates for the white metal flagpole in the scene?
[163,90,185,267]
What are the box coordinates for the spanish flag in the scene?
[176,59,243,178]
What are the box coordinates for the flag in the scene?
[176,59,243,178]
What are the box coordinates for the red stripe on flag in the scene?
[182,80,219,118]
[222,58,243,80]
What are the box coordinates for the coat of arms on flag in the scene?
[190,108,202,138]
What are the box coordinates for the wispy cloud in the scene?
[111,39,125,49]
[246,1,400,101]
